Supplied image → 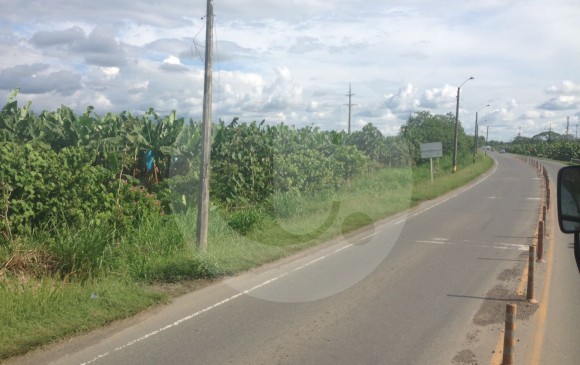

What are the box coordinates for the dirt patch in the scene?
[473,285,539,326]
[466,329,480,345]
[452,349,478,364]
[497,267,520,282]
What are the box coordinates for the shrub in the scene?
[0,142,163,239]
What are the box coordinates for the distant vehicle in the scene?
[499,149,506,153]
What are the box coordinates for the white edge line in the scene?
[80,244,355,364]
[359,232,378,241]
[395,161,498,225]
[334,244,353,253]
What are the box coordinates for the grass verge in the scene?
[0,276,164,359]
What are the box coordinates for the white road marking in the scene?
[334,244,353,253]
[417,240,454,245]
[395,195,457,224]
[79,235,368,364]
[395,160,498,225]
[359,232,378,241]
[416,240,528,251]
[482,244,528,251]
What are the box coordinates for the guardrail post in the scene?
[542,205,546,224]
[546,187,551,211]
[537,221,545,262]
[502,303,517,365]
[527,245,538,303]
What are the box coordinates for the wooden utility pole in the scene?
[196,0,214,252]
[345,83,356,134]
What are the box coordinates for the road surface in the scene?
[11,153,577,365]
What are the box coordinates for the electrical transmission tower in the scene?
[345,83,356,134]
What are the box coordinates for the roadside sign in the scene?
[420,142,442,183]
[420,142,443,159]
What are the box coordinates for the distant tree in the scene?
[348,123,385,163]
[512,135,533,144]
[532,131,562,143]
[399,111,470,164]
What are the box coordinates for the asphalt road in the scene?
[527,158,580,365]
[9,153,553,365]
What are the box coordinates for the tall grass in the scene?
[0,276,164,359]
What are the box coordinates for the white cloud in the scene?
[101,67,120,79]
[539,95,579,110]
[546,80,580,94]
[383,83,419,113]
[0,63,81,95]
[519,110,556,120]
[420,84,456,109]
[1,0,579,141]
[163,55,181,65]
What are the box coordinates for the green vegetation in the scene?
[507,139,580,162]
[0,277,164,358]
[489,129,580,163]
[0,91,491,359]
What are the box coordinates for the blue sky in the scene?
[1,0,579,141]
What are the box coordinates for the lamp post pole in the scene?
[473,104,490,162]
[453,77,474,173]
[485,124,489,156]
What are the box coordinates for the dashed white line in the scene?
[417,240,454,245]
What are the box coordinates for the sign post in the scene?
[420,142,443,183]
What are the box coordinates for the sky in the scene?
[1,0,579,142]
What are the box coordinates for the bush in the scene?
[222,206,269,235]
[0,142,164,239]
[0,142,115,236]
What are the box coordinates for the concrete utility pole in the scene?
[566,116,570,137]
[485,125,489,156]
[345,83,356,134]
[473,104,489,162]
[196,0,214,252]
[453,76,474,173]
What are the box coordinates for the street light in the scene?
[473,104,490,162]
[453,76,474,173]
